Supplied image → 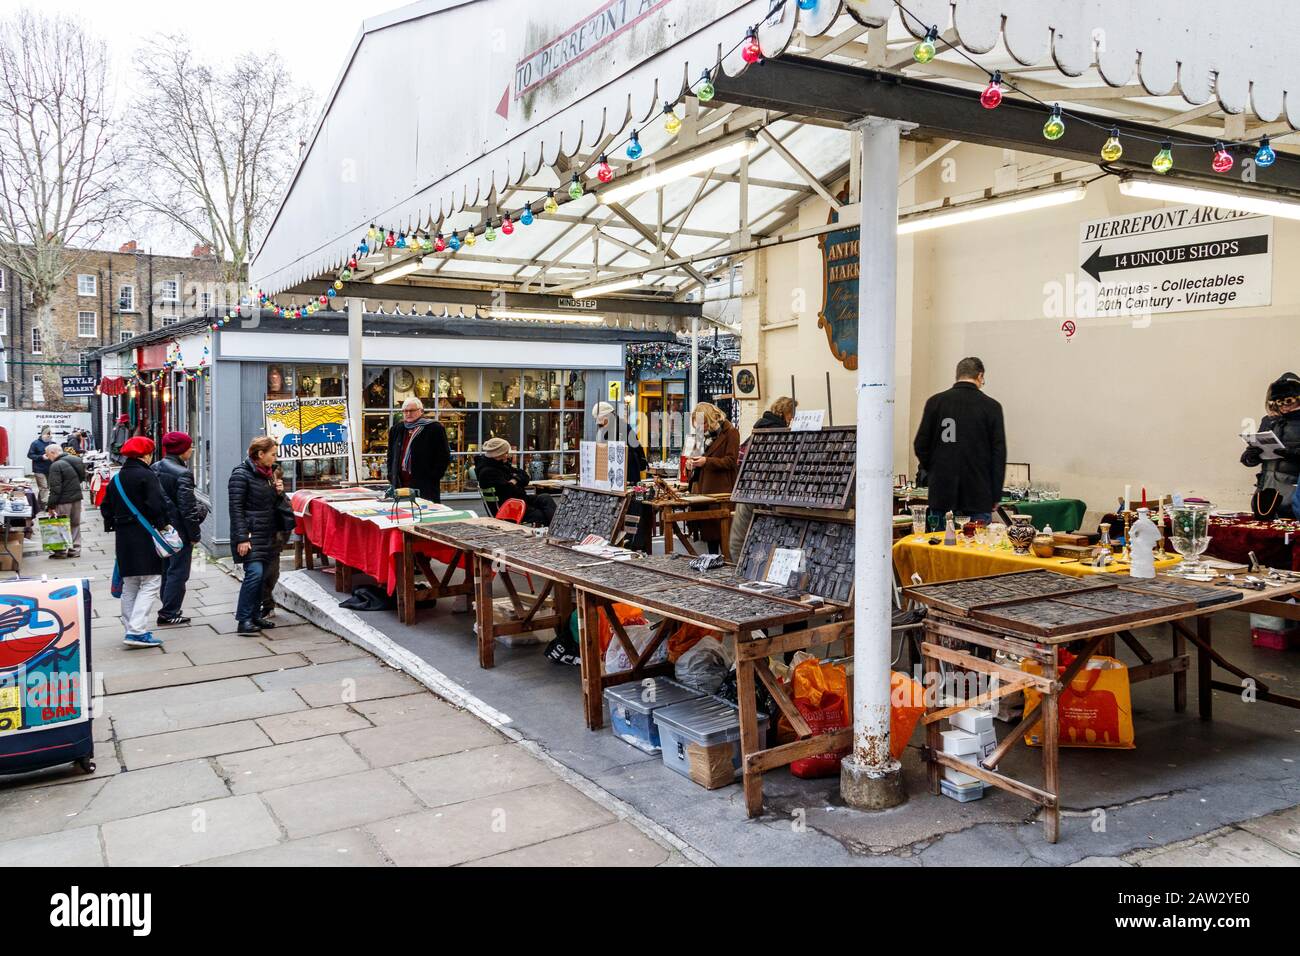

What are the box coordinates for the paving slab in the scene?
[77,759,231,827]
[253,636,342,655]
[294,670,423,707]
[367,782,616,866]
[0,777,108,840]
[101,794,282,866]
[250,656,387,691]
[256,704,372,743]
[106,652,309,695]
[303,643,372,664]
[390,744,554,808]
[95,650,188,676]
[0,740,122,790]
[217,734,369,794]
[346,692,454,726]
[344,713,502,767]
[120,720,272,770]
[112,688,307,740]
[258,623,340,643]
[104,676,263,718]
[462,820,674,867]
[261,768,422,839]
[1237,805,1300,857]
[1135,828,1300,867]
[182,639,275,666]
[0,825,103,866]
[198,827,390,867]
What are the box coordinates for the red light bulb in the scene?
[1211,142,1234,173]
[434,233,446,252]
[980,72,1003,109]
[347,256,357,269]
[501,215,514,235]
[596,154,614,183]
[318,295,327,305]
[741,29,762,64]
[384,230,396,247]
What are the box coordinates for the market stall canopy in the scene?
[252,0,1300,304]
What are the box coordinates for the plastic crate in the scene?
[603,677,703,754]
[653,695,769,789]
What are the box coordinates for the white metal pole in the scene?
[347,296,364,483]
[689,315,700,413]
[840,117,906,810]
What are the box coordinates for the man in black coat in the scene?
[914,357,1007,524]
[44,444,86,558]
[28,427,56,508]
[474,438,556,526]
[152,431,209,626]
[387,397,451,503]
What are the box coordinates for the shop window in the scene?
[483,368,523,409]
[77,274,96,296]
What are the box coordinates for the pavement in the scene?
[0,517,693,867]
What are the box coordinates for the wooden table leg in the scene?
[662,510,674,555]
[474,554,495,669]
[720,514,732,562]
[923,638,942,796]
[304,538,315,571]
[396,536,413,625]
[1197,616,1212,721]
[1172,622,1187,714]
[1042,645,1061,844]
[334,561,352,593]
[556,583,573,634]
[578,592,603,730]
[735,645,763,817]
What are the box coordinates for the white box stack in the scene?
[939,710,999,801]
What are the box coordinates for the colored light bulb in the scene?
[340,267,353,281]
[347,256,358,269]
[464,229,477,246]
[664,108,681,135]
[626,131,643,160]
[358,240,369,255]
[1100,129,1123,162]
[596,154,614,183]
[1211,141,1234,173]
[568,173,584,200]
[333,279,343,290]
[385,230,396,247]
[1255,136,1276,169]
[1042,105,1065,141]
[421,233,433,252]
[485,221,497,241]
[544,190,559,214]
[367,224,378,242]
[798,0,817,8]
[318,294,327,305]
[448,232,461,250]
[501,214,514,235]
[1152,142,1174,174]
[395,232,406,248]
[913,27,937,64]
[696,70,715,103]
[326,287,336,298]
[741,29,761,64]
[520,206,534,226]
[431,233,444,251]
[980,71,1003,109]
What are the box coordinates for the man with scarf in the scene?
[386,397,451,503]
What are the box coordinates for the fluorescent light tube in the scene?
[484,309,605,324]
[1118,176,1300,221]
[896,183,1087,234]
[598,134,757,205]
[571,277,644,298]
[371,257,424,284]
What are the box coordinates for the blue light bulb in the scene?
[520,206,534,226]
[626,131,643,160]
[1256,136,1277,169]
[448,232,461,251]
[798,0,817,8]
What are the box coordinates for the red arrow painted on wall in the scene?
[496,86,510,120]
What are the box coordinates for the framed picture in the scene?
[730,363,761,401]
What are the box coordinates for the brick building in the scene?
[0,242,232,411]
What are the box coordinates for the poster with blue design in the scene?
[265,398,351,461]
[818,205,859,371]
[0,580,90,737]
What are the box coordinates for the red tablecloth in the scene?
[297,500,459,594]
[1205,516,1300,571]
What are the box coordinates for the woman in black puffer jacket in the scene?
[228,436,294,634]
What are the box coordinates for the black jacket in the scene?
[387,418,451,502]
[109,424,132,464]
[228,458,294,565]
[101,458,171,576]
[46,454,86,507]
[753,410,787,431]
[914,381,1007,516]
[474,454,529,504]
[28,438,55,475]
[153,454,208,544]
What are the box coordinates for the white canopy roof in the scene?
[252,0,1300,298]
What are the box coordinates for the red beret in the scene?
[120,436,155,458]
[162,431,192,455]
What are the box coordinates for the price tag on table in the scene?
[766,547,805,585]
[789,410,825,432]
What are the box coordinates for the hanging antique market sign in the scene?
[1076,205,1273,316]
[264,398,350,461]
[818,197,859,371]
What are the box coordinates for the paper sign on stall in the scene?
[766,548,805,585]
[579,440,626,491]
[790,410,826,432]
[265,398,350,461]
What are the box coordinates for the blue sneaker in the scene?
[123,632,164,648]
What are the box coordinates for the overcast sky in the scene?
[0,0,403,254]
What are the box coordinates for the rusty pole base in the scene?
[840,755,906,811]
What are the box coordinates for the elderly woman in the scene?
[1242,372,1300,519]
[386,396,451,502]
[686,402,740,554]
[474,437,556,525]
[101,436,174,648]
[229,436,294,634]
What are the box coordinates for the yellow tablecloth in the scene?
[892,536,1182,584]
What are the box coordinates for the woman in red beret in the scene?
[101,436,177,647]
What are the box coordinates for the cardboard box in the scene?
[951,708,994,735]
[941,729,981,756]
[978,728,998,757]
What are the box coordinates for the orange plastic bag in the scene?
[889,671,926,760]
[667,623,713,663]
[597,603,649,655]
[1020,655,1135,749]
[790,659,850,778]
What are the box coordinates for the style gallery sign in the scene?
[264,398,350,461]
[1076,205,1273,316]
[818,202,859,371]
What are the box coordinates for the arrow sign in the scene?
[1082,234,1270,281]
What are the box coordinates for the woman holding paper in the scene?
[1241,372,1300,519]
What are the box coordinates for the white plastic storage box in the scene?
[603,677,703,754]
[653,696,770,789]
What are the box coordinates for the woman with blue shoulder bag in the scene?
[101,436,182,648]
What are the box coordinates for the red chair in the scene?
[495,498,526,523]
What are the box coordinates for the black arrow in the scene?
[1082,234,1270,281]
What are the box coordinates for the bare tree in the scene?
[0,10,121,363]
[126,34,312,289]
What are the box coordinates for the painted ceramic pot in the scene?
[1009,515,1037,554]
[1031,533,1056,559]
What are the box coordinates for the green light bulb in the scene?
[1152,143,1174,174]
[568,176,584,200]
[913,38,935,63]
[1042,107,1065,141]
[696,71,715,102]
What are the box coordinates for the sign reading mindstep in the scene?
[1077,205,1272,316]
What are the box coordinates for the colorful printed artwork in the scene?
[0,580,89,737]
[265,398,351,460]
